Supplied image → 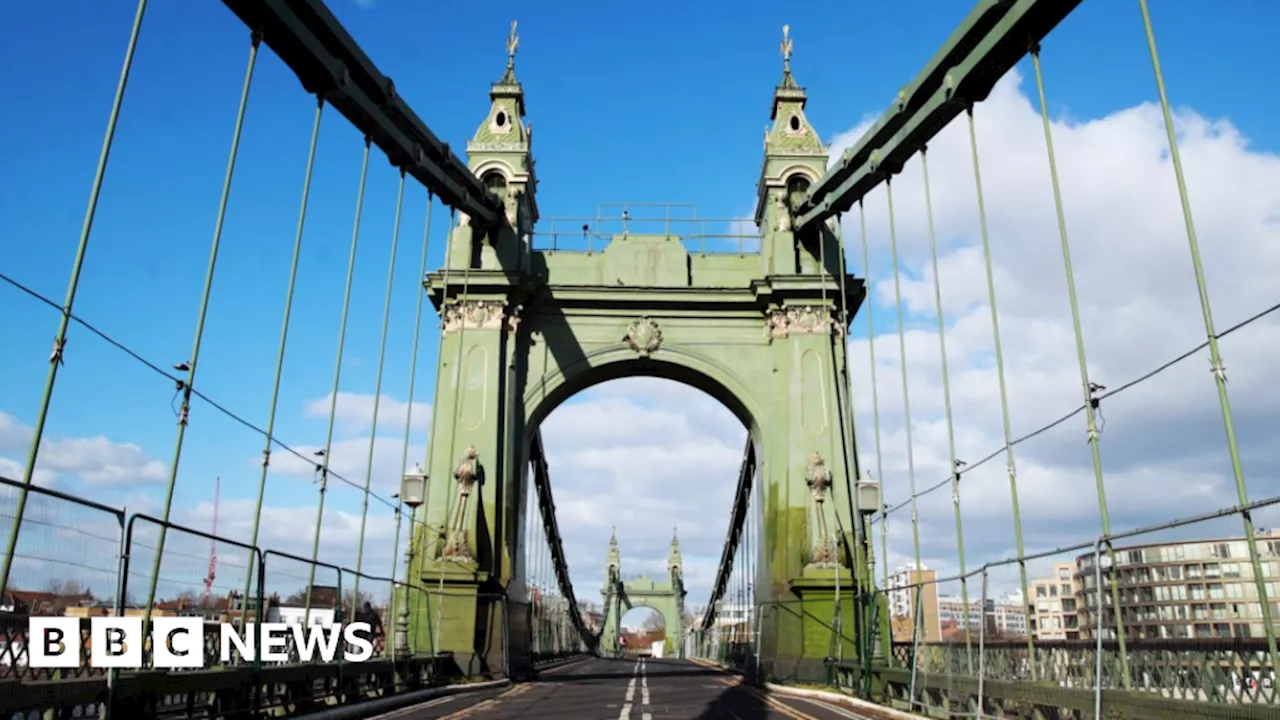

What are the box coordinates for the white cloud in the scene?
[304,391,431,437]
[0,410,166,487]
[831,68,1280,596]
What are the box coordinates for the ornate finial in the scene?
[672,525,678,544]
[780,24,793,71]
[506,20,519,66]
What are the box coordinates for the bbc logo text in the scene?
[27,617,376,668]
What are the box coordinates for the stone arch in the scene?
[472,159,515,183]
[777,164,820,186]
[522,342,763,446]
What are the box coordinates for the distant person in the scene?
[354,602,383,648]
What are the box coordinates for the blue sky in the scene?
[2,1,1279,608]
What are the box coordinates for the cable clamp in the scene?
[49,336,66,366]
[177,404,189,427]
[1086,427,1099,443]
[1211,358,1228,383]
[261,449,271,467]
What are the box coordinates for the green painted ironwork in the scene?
[0,0,150,603]
[966,105,1037,677]
[857,200,889,593]
[388,195,436,658]
[144,33,260,623]
[1136,0,1280,674]
[1030,48,1130,687]
[305,137,372,625]
[884,178,924,641]
[241,96,324,619]
[920,148,972,675]
[352,170,407,605]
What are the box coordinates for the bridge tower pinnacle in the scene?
[450,18,539,271]
[606,524,621,581]
[667,526,682,573]
[756,23,828,276]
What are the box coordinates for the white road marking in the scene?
[639,658,652,720]
[618,702,632,719]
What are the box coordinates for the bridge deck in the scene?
[381,657,880,720]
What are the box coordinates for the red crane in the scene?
[202,477,219,605]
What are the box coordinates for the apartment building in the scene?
[937,593,1028,639]
[886,564,940,642]
[1030,562,1080,640]
[1074,530,1280,641]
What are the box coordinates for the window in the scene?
[483,170,508,202]
[788,114,802,132]
[1036,586,1047,598]
[1212,543,1231,559]
[786,175,811,213]
[1050,586,1058,597]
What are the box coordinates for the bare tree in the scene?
[44,579,90,598]
[640,612,665,632]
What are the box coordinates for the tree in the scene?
[44,579,90,598]
[342,589,376,614]
[173,589,200,607]
[640,611,665,632]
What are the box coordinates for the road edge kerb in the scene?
[760,683,926,720]
[317,678,511,720]
[688,657,924,720]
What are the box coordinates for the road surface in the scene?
[372,656,872,719]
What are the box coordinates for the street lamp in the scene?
[396,464,428,657]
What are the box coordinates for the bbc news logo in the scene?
[27,617,376,668]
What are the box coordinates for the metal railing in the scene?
[533,204,759,255]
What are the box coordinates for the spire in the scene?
[499,20,519,86]
[667,526,683,572]
[770,23,808,121]
[779,24,798,90]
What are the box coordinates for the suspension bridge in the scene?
[1,0,1276,718]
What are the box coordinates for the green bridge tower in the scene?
[405,23,875,682]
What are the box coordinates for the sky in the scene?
[1,1,1279,613]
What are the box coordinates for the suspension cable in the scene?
[305,136,372,626]
[240,95,324,622]
[353,169,407,604]
[1031,47,1129,682]
[388,192,435,657]
[0,0,151,602]
[920,147,972,674]
[966,104,1036,675]
[144,33,260,625]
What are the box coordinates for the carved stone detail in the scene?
[774,193,792,232]
[764,306,840,342]
[442,445,479,563]
[443,300,507,333]
[804,451,841,569]
[624,316,663,357]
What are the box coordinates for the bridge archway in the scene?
[405,26,871,682]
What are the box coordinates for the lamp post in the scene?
[396,464,427,658]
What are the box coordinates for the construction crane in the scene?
[202,477,219,605]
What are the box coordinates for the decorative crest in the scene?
[625,316,663,357]
[506,21,519,65]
